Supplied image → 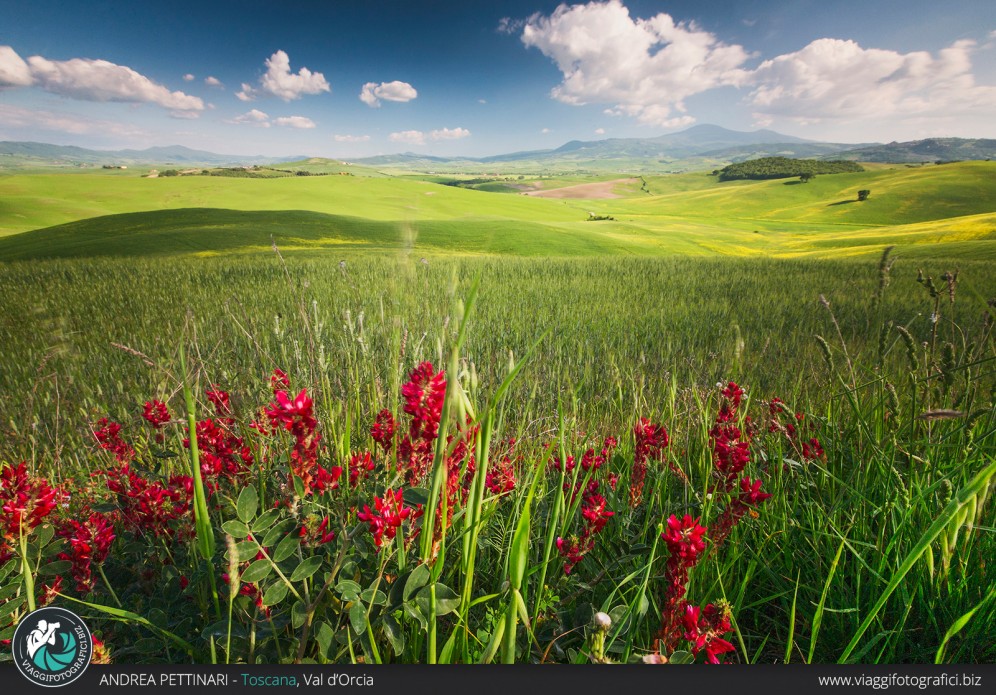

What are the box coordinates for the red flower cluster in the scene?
[299,515,336,546]
[262,371,340,495]
[683,602,735,664]
[357,488,413,551]
[711,477,772,549]
[0,462,60,563]
[205,387,231,415]
[58,512,116,593]
[349,451,375,488]
[185,416,253,483]
[658,514,709,652]
[631,418,675,506]
[93,418,134,463]
[97,464,192,538]
[371,410,395,452]
[142,400,171,428]
[556,482,614,574]
[395,363,447,485]
[485,443,519,496]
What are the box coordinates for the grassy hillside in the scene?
[0,161,993,260]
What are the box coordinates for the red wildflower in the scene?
[710,477,772,549]
[401,362,446,441]
[0,462,59,541]
[92,418,134,463]
[658,514,709,651]
[371,409,396,451]
[58,512,116,593]
[38,576,63,606]
[631,418,677,505]
[349,451,376,488]
[205,387,231,415]
[263,380,324,495]
[91,637,112,664]
[357,488,413,551]
[142,400,171,428]
[682,603,736,664]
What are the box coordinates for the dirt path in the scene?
[523,178,638,199]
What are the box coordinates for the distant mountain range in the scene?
[2,126,994,172]
[0,142,301,166]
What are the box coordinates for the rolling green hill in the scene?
[0,160,993,261]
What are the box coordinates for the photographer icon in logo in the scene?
[12,607,92,687]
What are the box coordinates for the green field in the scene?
[0,161,994,666]
[1,161,994,260]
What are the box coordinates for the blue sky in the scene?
[1,1,994,157]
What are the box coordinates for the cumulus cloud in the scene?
[359,80,417,107]
[227,108,271,127]
[594,127,606,134]
[429,127,470,140]
[0,46,33,86]
[541,127,551,133]
[274,115,316,129]
[390,130,426,145]
[0,45,203,112]
[747,38,996,125]
[520,0,749,126]
[204,76,223,87]
[182,73,195,82]
[239,50,330,102]
[334,134,371,142]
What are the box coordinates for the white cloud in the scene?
[498,17,526,35]
[334,134,371,142]
[747,38,996,126]
[227,108,271,127]
[0,45,203,113]
[274,115,316,129]
[204,76,223,87]
[594,127,605,134]
[182,73,195,82]
[170,110,201,120]
[429,127,470,140]
[359,80,417,107]
[240,50,330,102]
[541,127,551,133]
[0,46,33,86]
[0,103,146,137]
[390,130,426,145]
[478,98,487,104]
[235,82,255,101]
[521,0,749,127]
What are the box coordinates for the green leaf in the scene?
[404,563,430,601]
[293,475,306,499]
[36,524,55,548]
[234,541,258,562]
[272,533,301,563]
[382,614,405,656]
[221,520,250,538]
[0,584,21,601]
[290,555,324,582]
[336,580,361,601]
[261,520,295,549]
[402,487,429,506]
[315,621,334,660]
[0,595,24,621]
[361,587,387,606]
[38,560,73,576]
[416,583,460,617]
[669,650,695,664]
[237,485,259,523]
[262,581,289,607]
[349,602,367,635]
[240,559,273,584]
[291,600,308,629]
[252,508,281,534]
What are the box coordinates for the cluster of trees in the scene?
[715,157,864,181]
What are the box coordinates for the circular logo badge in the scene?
[12,607,92,687]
